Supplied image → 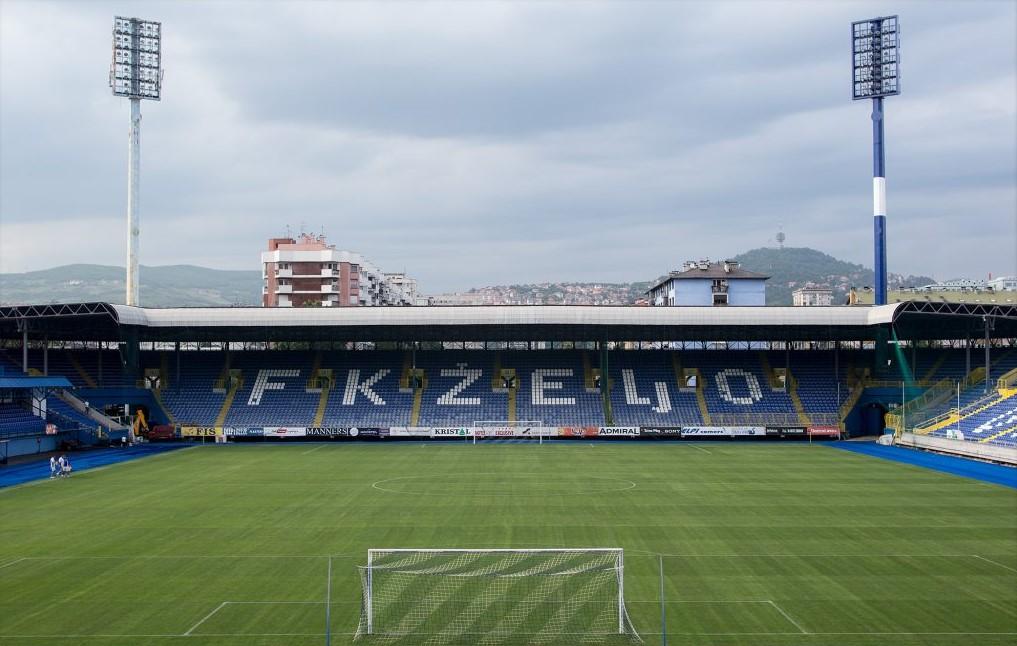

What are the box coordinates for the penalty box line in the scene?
[629,599,807,635]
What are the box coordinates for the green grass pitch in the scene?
[1,442,1015,646]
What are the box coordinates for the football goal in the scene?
[356,548,641,644]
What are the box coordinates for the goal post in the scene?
[357,548,640,643]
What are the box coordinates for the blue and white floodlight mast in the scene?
[110,16,162,307]
[852,15,900,306]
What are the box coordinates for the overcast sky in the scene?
[1,1,1014,293]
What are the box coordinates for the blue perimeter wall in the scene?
[0,444,187,489]
[830,441,1017,489]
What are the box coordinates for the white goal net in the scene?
[356,548,641,644]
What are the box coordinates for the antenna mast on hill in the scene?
[776,224,786,250]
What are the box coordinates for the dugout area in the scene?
[1,442,1015,646]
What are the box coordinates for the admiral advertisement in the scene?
[597,427,640,437]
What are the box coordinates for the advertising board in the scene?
[681,427,765,437]
[389,427,435,438]
[559,427,598,438]
[598,427,640,437]
[180,426,218,438]
[222,427,263,437]
[640,427,683,438]
[431,427,470,438]
[808,426,841,438]
[263,427,306,438]
[306,427,360,437]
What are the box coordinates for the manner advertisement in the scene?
[306,427,361,437]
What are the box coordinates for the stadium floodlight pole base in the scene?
[358,548,640,642]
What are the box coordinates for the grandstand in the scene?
[0,301,1014,460]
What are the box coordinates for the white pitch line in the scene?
[17,554,344,560]
[973,555,1017,574]
[183,601,228,636]
[0,557,27,570]
[688,444,712,454]
[0,632,1013,639]
[630,600,772,604]
[227,601,326,604]
[302,444,327,455]
[626,551,992,558]
[769,600,808,634]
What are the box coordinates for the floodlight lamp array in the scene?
[110,16,162,100]
[851,15,899,100]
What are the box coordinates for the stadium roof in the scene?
[1,301,1015,343]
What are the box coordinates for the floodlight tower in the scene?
[852,16,900,306]
[110,16,163,306]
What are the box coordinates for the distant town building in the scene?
[917,278,986,291]
[988,276,1017,292]
[261,234,416,307]
[853,285,1017,306]
[793,285,834,307]
[647,260,768,307]
[429,292,487,306]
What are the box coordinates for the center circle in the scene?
[372,473,636,496]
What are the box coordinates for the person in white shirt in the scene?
[57,455,66,477]
[49,456,58,479]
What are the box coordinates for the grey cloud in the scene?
[1,0,1014,292]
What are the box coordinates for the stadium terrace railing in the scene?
[887,368,988,433]
[997,366,1017,391]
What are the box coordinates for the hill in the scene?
[732,247,935,305]
[0,264,261,307]
[1,248,935,306]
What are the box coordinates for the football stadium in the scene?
[1,302,1016,646]
[2,4,1017,646]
